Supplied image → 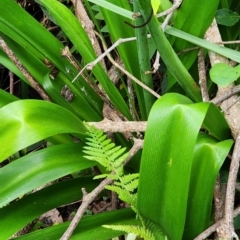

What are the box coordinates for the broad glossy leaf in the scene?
[92,0,150,119]
[183,133,233,239]
[166,0,219,92]
[133,1,155,118]
[42,72,102,121]
[202,102,231,141]
[14,208,139,240]
[0,177,98,239]
[137,93,231,240]
[0,100,86,162]
[0,143,95,208]
[136,1,202,102]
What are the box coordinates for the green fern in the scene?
[103,224,156,240]
[83,123,167,240]
[83,123,136,204]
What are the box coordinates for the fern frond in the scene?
[103,224,156,240]
[83,124,166,240]
[105,185,132,204]
[119,174,139,190]
[94,174,119,181]
[116,179,139,193]
[110,152,129,168]
[121,173,139,183]
[83,124,128,171]
[103,142,117,151]
[97,134,108,142]
[93,174,109,179]
[142,218,167,240]
[106,145,121,155]
[108,147,127,161]
[83,154,109,168]
[114,180,138,194]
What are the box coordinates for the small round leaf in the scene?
[216,8,239,26]
[210,63,240,86]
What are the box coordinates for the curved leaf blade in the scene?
[183,133,233,239]
[0,143,95,208]
[90,1,240,63]
[0,177,98,239]
[36,0,132,119]
[0,100,86,161]
[171,0,219,69]
[137,93,231,240]
[14,208,139,240]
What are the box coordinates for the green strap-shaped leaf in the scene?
[88,0,240,63]
[36,0,132,119]
[0,0,74,73]
[166,0,219,92]
[0,33,102,121]
[0,177,98,239]
[171,0,219,69]
[183,133,233,239]
[13,208,139,240]
[0,88,18,107]
[137,93,232,240]
[0,100,86,161]
[136,0,202,102]
[0,143,95,208]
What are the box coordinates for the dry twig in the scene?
[211,85,240,105]
[216,133,240,240]
[9,71,14,95]
[205,18,240,239]
[198,48,209,101]
[0,37,51,101]
[88,118,147,132]
[214,175,225,223]
[194,205,240,240]
[91,32,160,99]
[156,0,182,18]
[71,0,106,70]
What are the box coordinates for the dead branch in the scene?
[93,31,160,99]
[211,85,240,105]
[194,205,240,240]
[156,0,182,18]
[0,37,51,101]
[205,18,240,239]
[88,119,147,132]
[71,0,106,70]
[198,48,209,101]
[216,133,240,240]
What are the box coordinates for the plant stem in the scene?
[136,0,202,102]
[133,1,155,117]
